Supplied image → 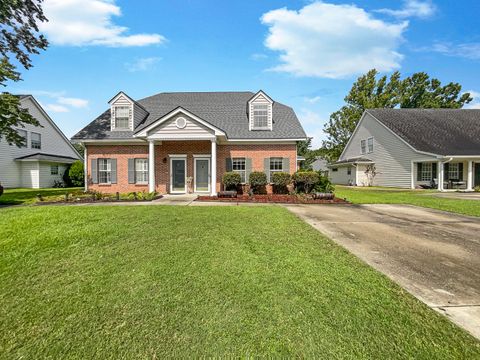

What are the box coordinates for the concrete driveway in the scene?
[285,204,480,339]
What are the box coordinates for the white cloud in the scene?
[304,96,321,104]
[376,0,436,19]
[465,90,480,109]
[427,42,480,60]
[58,97,89,108]
[261,2,407,78]
[44,103,70,113]
[125,57,161,72]
[40,0,166,47]
[250,53,268,61]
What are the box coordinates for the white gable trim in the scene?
[23,96,83,160]
[135,107,226,137]
[108,91,134,105]
[340,110,439,160]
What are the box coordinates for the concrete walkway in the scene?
[285,203,480,340]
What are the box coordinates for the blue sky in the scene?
[7,0,480,147]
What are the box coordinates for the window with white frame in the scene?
[232,158,246,183]
[252,104,269,129]
[135,158,148,183]
[98,158,112,184]
[421,163,432,181]
[50,165,59,175]
[31,132,41,149]
[448,163,459,179]
[367,137,373,153]
[114,106,130,129]
[270,157,283,175]
[361,139,366,154]
[17,129,27,148]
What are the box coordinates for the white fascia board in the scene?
[135,107,226,137]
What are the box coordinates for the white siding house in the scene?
[330,109,480,191]
[0,95,82,188]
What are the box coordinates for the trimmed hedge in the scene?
[292,171,320,194]
[271,172,291,194]
[249,171,267,194]
[222,172,242,191]
[68,160,84,187]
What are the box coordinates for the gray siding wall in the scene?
[148,114,214,139]
[329,166,354,185]
[341,113,436,188]
[0,97,80,188]
[38,163,67,188]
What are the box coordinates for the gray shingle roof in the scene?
[72,92,307,140]
[15,153,78,163]
[367,109,480,156]
[332,156,373,165]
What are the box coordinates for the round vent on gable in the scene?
[176,117,187,129]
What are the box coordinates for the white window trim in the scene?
[98,158,112,184]
[248,91,273,131]
[113,105,131,130]
[420,162,433,182]
[448,163,460,180]
[50,164,59,175]
[135,158,149,184]
[232,157,247,184]
[194,157,211,193]
[269,157,283,176]
[17,129,28,148]
[360,139,366,155]
[367,137,374,153]
[31,132,41,149]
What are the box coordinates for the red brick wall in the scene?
[86,142,296,194]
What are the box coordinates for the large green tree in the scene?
[322,69,472,161]
[0,0,48,147]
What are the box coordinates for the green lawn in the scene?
[0,187,84,205]
[335,186,480,217]
[0,205,478,358]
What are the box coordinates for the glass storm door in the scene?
[195,158,210,192]
[171,158,186,193]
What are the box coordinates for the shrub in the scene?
[249,171,267,194]
[222,172,242,191]
[137,191,158,201]
[271,172,291,194]
[475,186,480,192]
[68,160,84,187]
[62,165,73,187]
[52,179,65,188]
[292,171,320,194]
[313,173,335,193]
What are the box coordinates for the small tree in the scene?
[364,164,378,187]
[222,172,241,191]
[68,160,84,187]
[292,171,320,194]
[249,171,267,194]
[271,172,291,194]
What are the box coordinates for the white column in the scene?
[467,160,473,191]
[210,139,217,196]
[410,161,415,189]
[438,161,443,191]
[84,144,88,191]
[149,140,155,193]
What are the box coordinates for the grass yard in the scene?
[0,187,83,205]
[335,186,480,217]
[0,205,478,358]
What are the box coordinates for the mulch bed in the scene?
[196,194,349,204]
[36,195,163,205]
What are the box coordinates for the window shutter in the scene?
[111,159,117,184]
[432,162,437,180]
[264,157,270,183]
[91,159,98,184]
[128,159,135,184]
[444,163,449,181]
[459,163,464,180]
[282,157,290,174]
[417,163,422,181]
[226,158,232,172]
[245,158,252,182]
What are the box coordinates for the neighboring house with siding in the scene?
[0,95,82,188]
[329,109,480,190]
[71,91,307,195]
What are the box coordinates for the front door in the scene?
[170,158,186,193]
[475,163,480,187]
[195,158,210,192]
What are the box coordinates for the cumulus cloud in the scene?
[40,0,165,47]
[44,104,70,113]
[261,2,407,78]
[25,90,89,113]
[58,97,89,108]
[376,0,436,19]
[125,57,161,72]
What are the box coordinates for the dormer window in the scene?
[114,106,130,129]
[248,90,273,131]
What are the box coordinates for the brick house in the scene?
[71,91,307,195]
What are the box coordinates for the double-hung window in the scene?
[367,137,374,153]
[98,158,112,184]
[135,159,148,184]
[50,165,59,175]
[360,140,366,154]
[114,106,130,129]
[270,157,283,175]
[252,104,268,129]
[17,129,27,148]
[232,158,246,183]
[448,163,459,180]
[420,163,432,181]
[31,132,41,149]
